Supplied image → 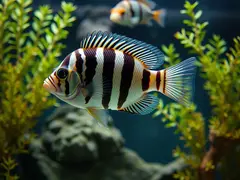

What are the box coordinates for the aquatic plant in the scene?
[153,1,240,180]
[0,0,76,178]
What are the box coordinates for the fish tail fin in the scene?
[152,9,167,27]
[156,57,197,106]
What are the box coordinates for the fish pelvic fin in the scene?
[152,9,167,27]
[86,108,109,127]
[153,57,197,106]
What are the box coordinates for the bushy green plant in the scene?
[0,0,76,179]
[154,1,240,179]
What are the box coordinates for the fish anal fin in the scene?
[140,19,153,26]
[120,94,159,115]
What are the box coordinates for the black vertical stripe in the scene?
[84,48,97,86]
[61,54,71,67]
[83,48,97,103]
[85,96,91,104]
[163,70,167,94]
[65,79,69,96]
[128,1,135,17]
[156,71,161,91]
[102,49,115,109]
[75,50,84,83]
[138,2,143,23]
[117,53,134,109]
[142,69,150,91]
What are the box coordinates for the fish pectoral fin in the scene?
[87,108,109,127]
[120,94,159,115]
[81,82,103,103]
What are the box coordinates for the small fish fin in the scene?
[152,9,167,27]
[80,31,164,70]
[137,0,156,9]
[160,57,196,106]
[120,94,159,115]
[81,82,102,104]
[140,19,153,26]
[86,108,109,127]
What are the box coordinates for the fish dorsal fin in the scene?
[120,94,159,115]
[80,31,164,70]
[137,0,156,9]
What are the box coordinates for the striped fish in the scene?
[110,0,166,27]
[43,31,196,126]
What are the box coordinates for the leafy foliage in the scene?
[153,101,205,179]
[0,0,76,178]
[154,1,240,179]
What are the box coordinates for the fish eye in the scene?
[56,68,68,80]
[120,11,125,15]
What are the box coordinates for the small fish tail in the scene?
[152,9,167,27]
[155,57,197,106]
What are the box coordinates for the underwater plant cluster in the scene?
[154,1,240,180]
[0,0,76,179]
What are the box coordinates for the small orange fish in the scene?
[110,0,166,27]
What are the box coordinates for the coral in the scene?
[153,1,240,180]
[0,0,76,179]
[22,105,186,180]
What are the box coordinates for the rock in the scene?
[75,5,113,40]
[36,106,123,165]
[21,105,185,180]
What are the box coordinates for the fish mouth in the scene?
[110,13,121,22]
[43,80,56,93]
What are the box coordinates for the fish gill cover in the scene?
[153,1,240,180]
[0,0,76,179]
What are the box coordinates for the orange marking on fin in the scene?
[152,9,166,27]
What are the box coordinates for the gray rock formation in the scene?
[75,5,113,40]
[29,105,185,180]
